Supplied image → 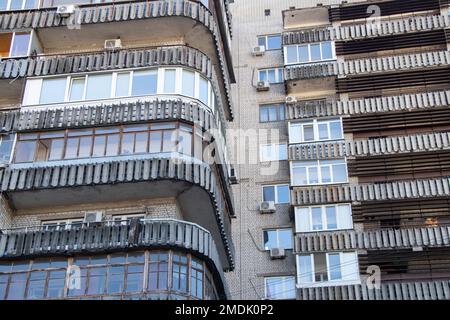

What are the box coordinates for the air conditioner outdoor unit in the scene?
[285,96,297,104]
[260,201,276,214]
[56,5,77,17]
[83,211,103,223]
[269,248,286,259]
[252,45,266,56]
[256,80,270,92]
[104,39,122,50]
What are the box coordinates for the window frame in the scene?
[264,276,296,300]
[262,228,293,251]
[295,204,353,233]
[23,67,216,113]
[259,103,285,123]
[257,34,282,51]
[0,0,39,11]
[259,143,288,162]
[262,184,290,204]
[284,41,336,65]
[288,118,344,144]
[0,31,33,58]
[41,218,84,231]
[290,159,348,186]
[296,252,360,287]
[258,67,284,84]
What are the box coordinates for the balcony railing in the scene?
[291,176,450,206]
[295,224,450,253]
[297,279,450,300]
[288,131,450,160]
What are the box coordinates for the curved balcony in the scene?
[0,0,235,119]
[294,225,450,253]
[0,155,234,270]
[291,176,450,206]
[0,218,229,299]
[297,279,450,300]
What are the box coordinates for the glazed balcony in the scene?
[0,154,235,270]
[0,0,235,119]
[297,279,450,300]
[0,218,229,299]
[294,224,450,253]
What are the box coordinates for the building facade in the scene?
[226,0,450,300]
[0,0,236,300]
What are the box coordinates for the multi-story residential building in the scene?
[0,0,236,300]
[227,0,450,300]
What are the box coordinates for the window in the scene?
[264,9,270,16]
[259,103,285,123]
[296,252,359,287]
[24,67,217,110]
[258,68,284,84]
[41,219,84,231]
[260,143,288,162]
[257,34,282,50]
[0,32,31,58]
[295,204,353,232]
[13,122,199,163]
[0,134,13,162]
[262,184,290,204]
[111,214,145,226]
[265,276,295,300]
[289,118,343,144]
[263,229,293,250]
[284,42,335,65]
[0,251,214,300]
[0,0,38,11]
[291,159,348,186]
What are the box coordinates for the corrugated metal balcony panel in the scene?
[294,225,450,253]
[0,0,234,119]
[288,132,450,160]
[0,46,212,79]
[284,62,338,81]
[285,90,450,120]
[297,280,450,300]
[0,98,216,134]
[0,157,234,269]
[291,177,450,206]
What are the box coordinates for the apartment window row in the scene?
[0,31,33,58]
[0,251,218,300]
[297,252,359,287]
[258,68,284,84]
[289,118,343,144]
[23,67,217,111]
[260,143,288,162]
[259,103,285,123]
[41,214,146,231]
[257,34,282,51]
[14,122,204,164]
[262,184,290,204]
[263,228,293,250]
[295,204,353,233]
[0,134,13,162]
[284,41,335,65]
[291,159,348,186]
[0,0,116,10]
[264,276,296,300]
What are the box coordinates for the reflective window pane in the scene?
[10,33,30,57]
[298,255,313,284]
[262,186,275,202]
[330,121,343,140]
[267,35,281,50]
[326,206,337,229]
[279,229,292,249]
[105,134,119,156]
[199,77,209,105]
[320,166,332,183]
[298,45,309,63]
[303,125,314,141]
[332,164,348,183]
[115,73,130,97]
[311,207,322,230]
[310,44,321,61]
[48,139,64,160]
[15,141,36,163]
[276,185,290,204]
[132,71,157,96]
[40,78,66,104]
[69,78,85,101]
[321,42,333,60]
[328,254,342,280]
[85,74,112,100]
[163,69,176,93]
[308,166,318,184]
[293,167,307,185]
[286,46,297,64]
[318,123,329,140]
[182,70,195,97]
[263,230,277,250]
